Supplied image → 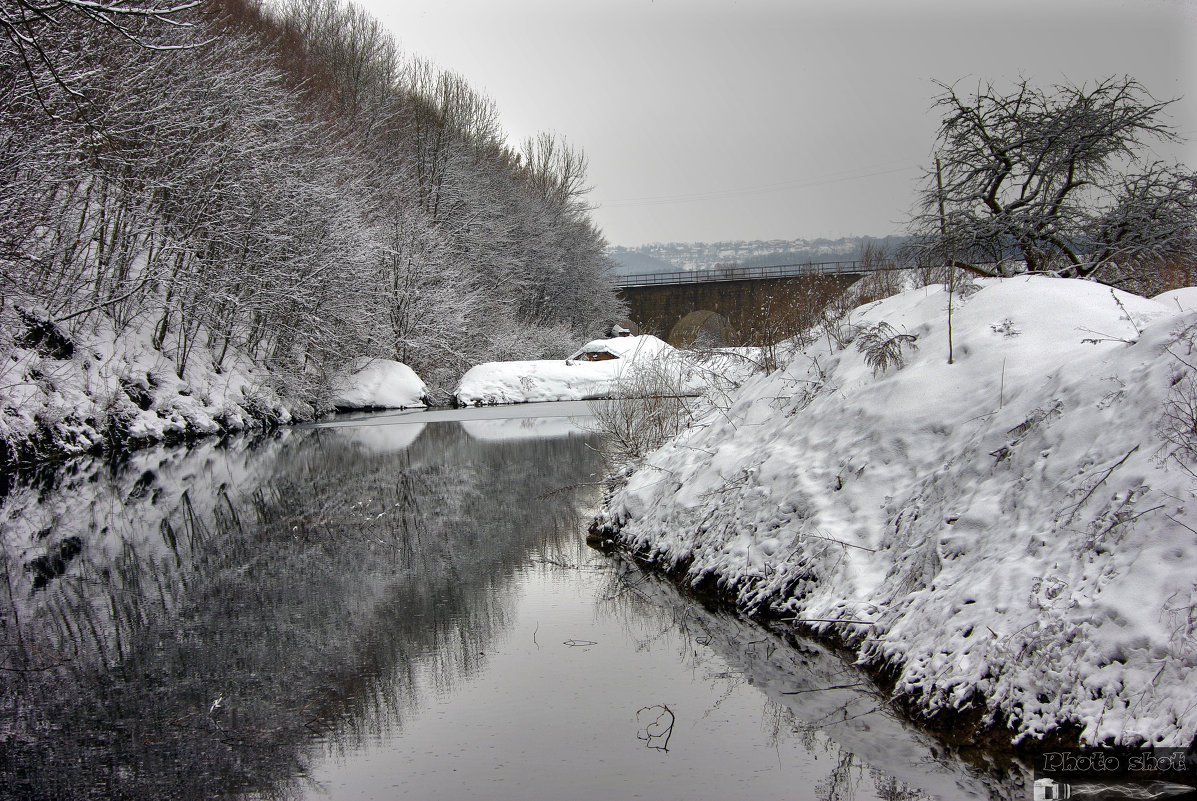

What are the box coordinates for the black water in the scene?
[0,403,1020,800]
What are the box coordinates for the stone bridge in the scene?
[616,261,867,346]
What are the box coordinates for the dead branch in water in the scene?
[636,703,675,751]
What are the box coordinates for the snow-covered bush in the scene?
[330,359,426,410]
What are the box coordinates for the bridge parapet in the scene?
[616,260,864,289]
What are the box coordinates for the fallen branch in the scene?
[1092,504,1164,544]
[804,532,877,552]
[636,704,675,751]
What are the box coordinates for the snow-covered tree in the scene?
[2,0,625,428]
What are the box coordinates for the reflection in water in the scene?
[593,561,1022,800]
[1,410,1021,800]
[0,421,604,800]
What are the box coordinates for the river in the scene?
[0,402,1022,800]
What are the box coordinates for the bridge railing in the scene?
[616,260,868,288]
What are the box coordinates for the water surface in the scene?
[0,403,1019,800]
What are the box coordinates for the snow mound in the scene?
[597,275,1197,747]
[1153,286,1197,313]
[455,335,681,405]
[332,358,427,410]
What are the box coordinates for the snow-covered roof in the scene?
[566,334,670,361]
[456,335,682,405]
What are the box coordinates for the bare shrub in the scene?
[852,239,905,304]
[589,353,695,465]
[1158,325,1197,475]
[724,276,846,373]
[856,322,918,375]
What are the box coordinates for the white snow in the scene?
[0,312,294,455]
[1153,286,1197,313]
[596,275,1197,748]
[331,358,427,410]
[454,335,682,405]
[0,308,429,456]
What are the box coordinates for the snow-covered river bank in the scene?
[1,404,1022,800]
[594,276,1197,754]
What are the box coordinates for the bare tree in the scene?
[519,131,593,209]
[1,0,200,104]
[912,77,1197,291]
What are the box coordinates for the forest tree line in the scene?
[1,0,623,407]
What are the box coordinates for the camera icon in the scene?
[1033,778,1071,800]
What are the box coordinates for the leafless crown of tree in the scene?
[911,76,1197,293]
[1,0,625,418]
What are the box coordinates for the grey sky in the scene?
[355,0,1197,247]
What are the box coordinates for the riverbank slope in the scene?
[593,275,1197,748]
[0,308,425,470]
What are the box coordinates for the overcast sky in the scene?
[354,0,1197,247]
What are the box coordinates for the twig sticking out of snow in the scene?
[1110,289,1144,337]
[1063,445,1139,526]
[801,530,878,553]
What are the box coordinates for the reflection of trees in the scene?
[0,422,604,800]
[594,561,1016,801]
[815,751,863,801]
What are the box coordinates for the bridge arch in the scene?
[668,310,733,347]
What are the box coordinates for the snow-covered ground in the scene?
[0,309,426,463]
[454,335,693,405]
[594,276,1197,748]
[0,312,291,460]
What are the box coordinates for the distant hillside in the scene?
[607,236,907,276]
[605,250,678,276]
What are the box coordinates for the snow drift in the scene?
[331,358,427,410]
[594,275,1197,748]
